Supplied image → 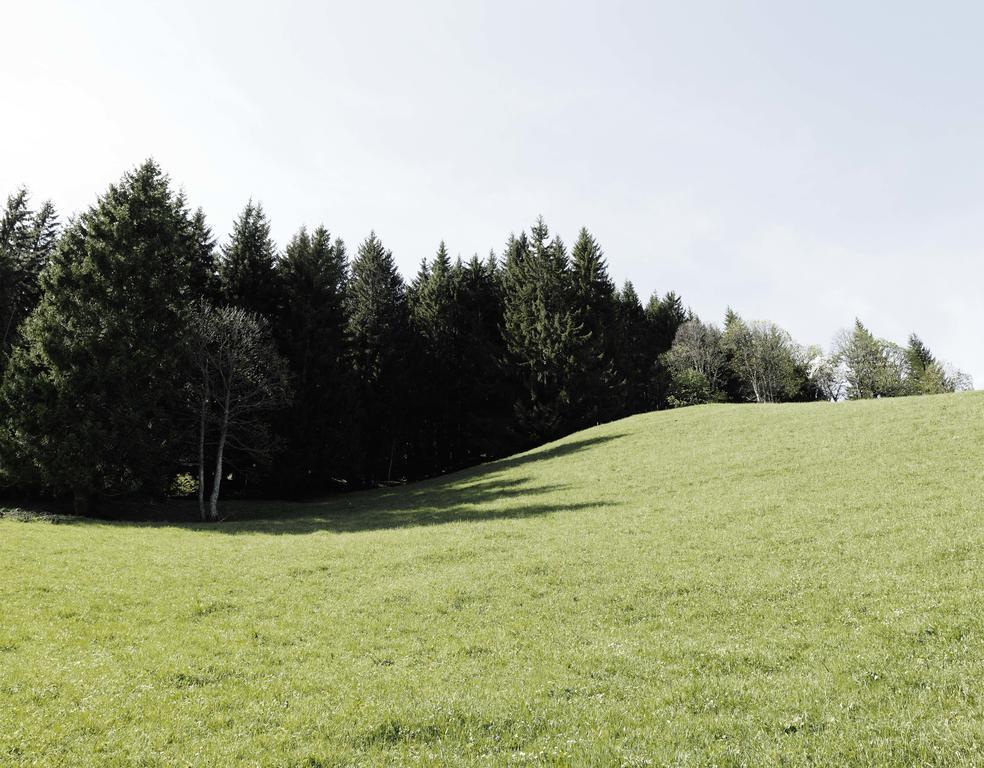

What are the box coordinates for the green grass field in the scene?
[3,393,984,766]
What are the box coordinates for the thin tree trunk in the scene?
[209,386,231,521]
[197,373,208,521]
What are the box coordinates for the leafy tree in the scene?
[347,232,410,481]
[1,161,194,511]
[0,189,58,369]
[662,318,726,406]
[807,347,850,402]
[219,200,280,316]
[187,303,290,520]
[722,311,801,403]
[272,226,355,493]
[836,320,905,399]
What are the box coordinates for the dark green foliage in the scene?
[409,245,513,473]
[642,291,687,408]
[0,189,58,370]
[271,226,356,494]
[4,159,968,510]
[409,242,457,473]
[182,206,220,302]
[905,334,935,374]
[569,228,619,425]
[348,232,411,481]
[612,281,651,412]
[501,218,590,443]
[0,161,194,509]
[219,201,281,316]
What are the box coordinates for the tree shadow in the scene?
[35,432,627,535]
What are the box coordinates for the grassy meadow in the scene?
[3,392,984,766]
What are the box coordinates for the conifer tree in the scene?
[455,252,512,461]
[219,200,280,317]
[272,225,355,492]
[347,232,410,481]
[569,227,619,424]
[409,242,458,472]
[613,281,650,413]
[0,189,58,369]
[645,291,688,407]
[183,205,219,302]
[0,161,194,510]
[501,217,588,442]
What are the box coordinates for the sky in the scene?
[3,0,983,384]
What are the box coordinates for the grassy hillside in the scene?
[3,393,984,766]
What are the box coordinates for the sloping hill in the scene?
[3,393,984,766]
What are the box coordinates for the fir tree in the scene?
[613,281,650,413]
[219,200,280,317]
[501,217,588,442]
[0,160,194,510]
[0,189,58,369]
[347,232,410,481]
[183,205,219,302]
[272,226,355,493]
[409,242,458,472]
[569,227,618,424]
[645,291,688,408]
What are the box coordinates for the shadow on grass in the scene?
[26,432,626,535]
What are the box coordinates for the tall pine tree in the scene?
[1,161,195,510]
[501,217,588,442]
[219,200,280,317]
[408,242,458,473]
[272,225,355,493]
[569,227,618,425]
[347,232,410,482]
[0,188,58,370]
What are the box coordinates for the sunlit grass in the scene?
[3,392,984,765]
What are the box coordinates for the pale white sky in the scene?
[3,0,982,383]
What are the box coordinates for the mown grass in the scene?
[2,392,984,766]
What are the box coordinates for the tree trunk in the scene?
[208,387,231,521]
[197,377,208,521]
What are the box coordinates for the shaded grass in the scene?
[2,392,984,765]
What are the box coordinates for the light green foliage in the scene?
[663,317,727,404]
[722,312,802,403]
[3,393,984,765]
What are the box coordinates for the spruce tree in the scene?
[501,217,588,442]
[569,227,618,424]
[613,281,650,413]
[0,160,194,510]
[183,205,219,302]
[455,252,512,461]
[347,232,410,481]
[0,189,58,369]
[409,242,457,473]
[272,225,355,493]
[645,291,688,408]
[219,200,280,317]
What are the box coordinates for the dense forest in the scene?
[0,161,971,518]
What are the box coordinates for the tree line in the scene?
[0,161,971,517]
